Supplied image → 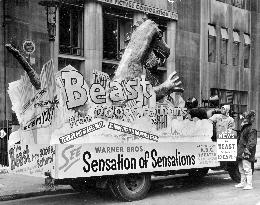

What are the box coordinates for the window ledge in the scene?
[58,54,85,61]
[102,59,119,65]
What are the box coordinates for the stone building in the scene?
[0,0,260,164]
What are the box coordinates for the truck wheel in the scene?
[188,168,209,178]
[109,174,151,202]
[228,164,241,183]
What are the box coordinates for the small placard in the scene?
[217,131,237,161]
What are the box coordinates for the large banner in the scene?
[57,142,219,179]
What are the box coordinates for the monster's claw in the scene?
[168,71,177,80]
[175,87,184,92]
[175,81,182,86]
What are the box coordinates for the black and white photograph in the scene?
[0,0,260,204]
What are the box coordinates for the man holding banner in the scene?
[235,110,257,190]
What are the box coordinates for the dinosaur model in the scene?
[114,19,183,101]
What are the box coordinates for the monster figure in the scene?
[114,19,183,101]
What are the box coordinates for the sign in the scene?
[22,40,35,54]
[57,142,219,178]
[0,129,6,138]
[97,0,178,20]
[217,131,237,161]
[8,144,56,177]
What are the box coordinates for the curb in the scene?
[0,170,257,202]
[207,170,228,176]
[0,169,9,175]
[0,189,74,202]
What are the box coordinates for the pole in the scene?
[50,40,57,74]
[3,0,7,123]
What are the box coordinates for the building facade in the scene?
[0,0,260,164]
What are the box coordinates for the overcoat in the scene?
[237,124,257,162]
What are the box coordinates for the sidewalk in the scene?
[0,169,228,202]
[0,173,73,201]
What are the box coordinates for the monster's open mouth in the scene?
[153,48,168,66]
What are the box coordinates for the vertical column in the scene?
[166,21,177,78]
[84,1,103,84]
[0,0,5,121]
[199,0,209,105]
[53,8,59,73]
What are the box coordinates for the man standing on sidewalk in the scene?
[235,110,257,190]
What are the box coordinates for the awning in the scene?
[208,25,216,36]
[221,28,229,39]
[244,34,251,45]
[233,31,240,42]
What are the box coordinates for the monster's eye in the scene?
[156,31,163,40]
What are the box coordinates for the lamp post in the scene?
[39,0,60,71]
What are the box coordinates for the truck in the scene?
[6,19,241,202]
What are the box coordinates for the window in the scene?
[232,0,244,7]
[231,0,250,10]
[220,28,228,65]
[58,58,83,71]
[59,5,83,56]
[232,91,248,129]
[208,25,216,63]
[232,31,240,66]
[103,8,133,61]
[243,34,250,68]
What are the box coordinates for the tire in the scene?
[109,174,151,202]
[188,168,209,178]
[228,163,241,183]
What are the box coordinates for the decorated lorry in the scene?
[6,19,240,201]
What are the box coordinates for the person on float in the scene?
[209,104,235,141]
[235,110,257,190]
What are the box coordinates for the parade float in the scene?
[6,19,239,201]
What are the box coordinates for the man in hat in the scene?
[235,110,257,190]
[209,104,235,140]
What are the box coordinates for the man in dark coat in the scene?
[235,110,257,190]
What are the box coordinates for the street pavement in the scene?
[0,173,72,201]
[0,171,260,205]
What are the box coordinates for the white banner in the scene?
[8,144,56,177]
[57,142,219,179]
